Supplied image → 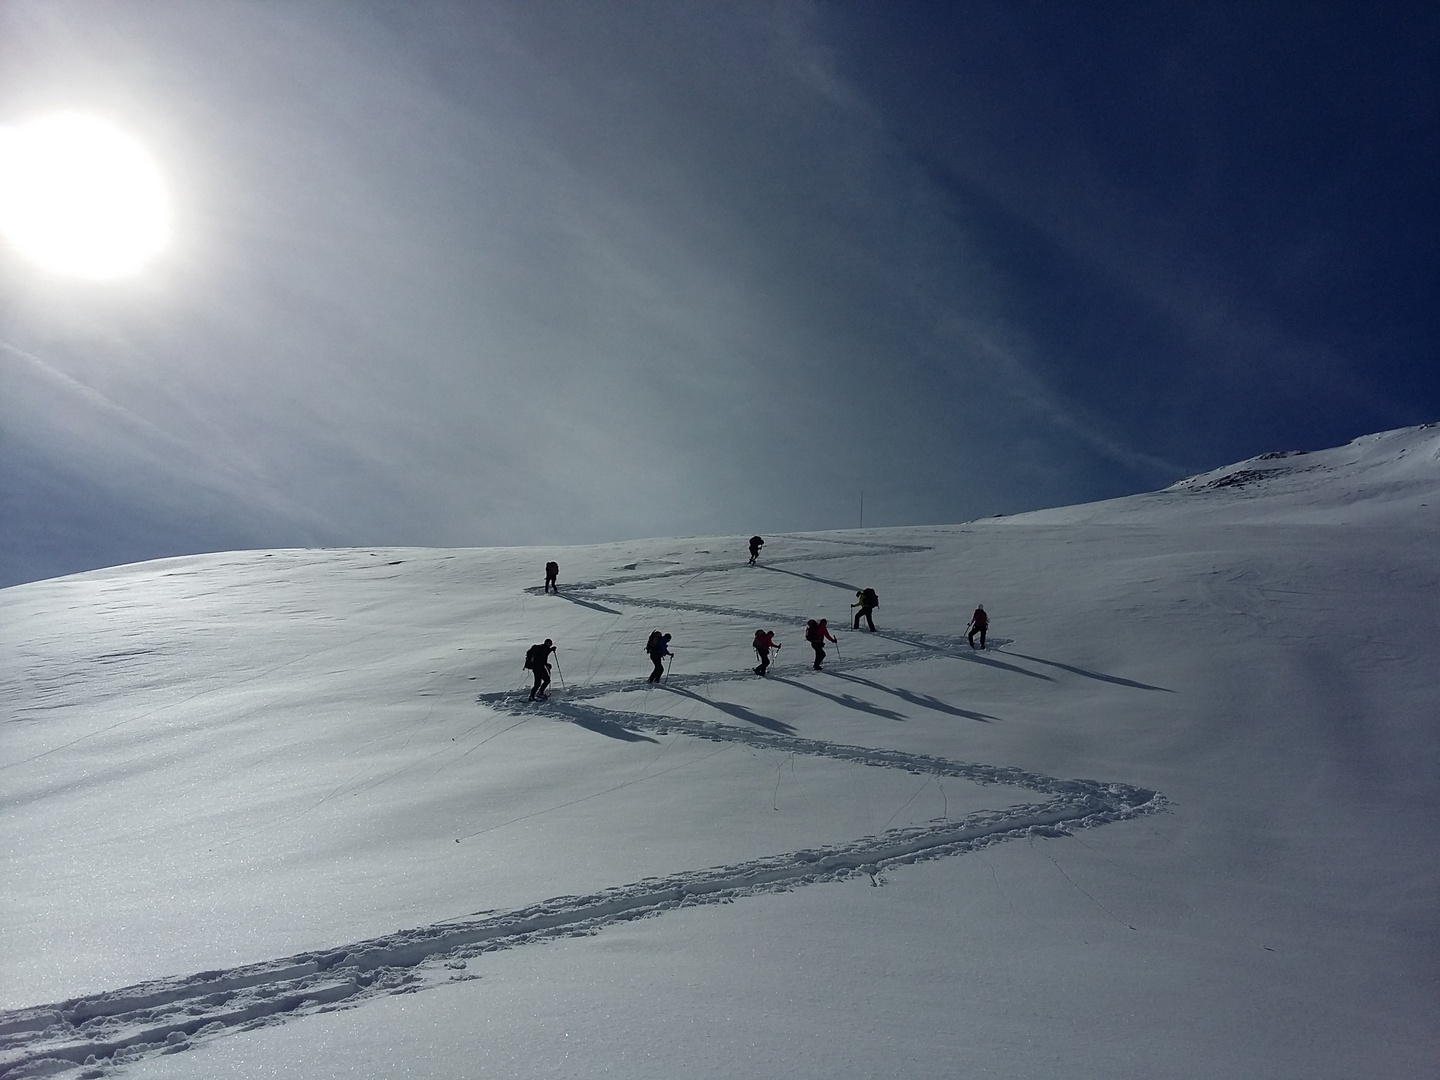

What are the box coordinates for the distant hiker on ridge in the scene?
[645,631,672,683]
[524,638,555,701]
[752,629,781,676]
[805,618,836,670]
[968,605,988,650]
[544,561,559,594]
[748,535,764,565]
[852,587,879,632]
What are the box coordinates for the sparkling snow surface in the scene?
[2,425,1437,1079]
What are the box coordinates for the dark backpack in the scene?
[545,561,558,576]
[862,588,878,607]
[646,630,663,654]
[804,619,818,642]
[524,644,545,670]
[749,535,763,547]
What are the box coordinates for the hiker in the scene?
[524,638,555,700]
[544,561,559,594]
[804,618,836,670]
[968,605,988,649]
[752,629,781,676]
[645,630,672,683]
[852,587,879,631]
[747,535,764,565]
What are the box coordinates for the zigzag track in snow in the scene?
[0,535,1166,1079]
[525,533,930,599]
[0,721,1160,1080]
[525,537,1007,661]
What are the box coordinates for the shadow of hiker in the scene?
[524,588,624,615]
[771,677,908,722]
[662,686,796,734]
[544,702,658,742]
[828,671,996,722]
[758,564,858,592]
[1003,652,1174,692]
[875,631,1055,682]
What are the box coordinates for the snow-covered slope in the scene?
[2,426,1437,1079]
[1019,422,1440,524]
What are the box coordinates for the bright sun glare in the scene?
[0,113,170,280]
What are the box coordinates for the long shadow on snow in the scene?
[827,672,997,722]
[661,685,797,734]
[871,631,1055,681]
[770,677,908,722]
[1001,651,1175,692]
[757,564,859,592]
[543,701,658,742]
[528,589,624,615]
[780,533,931,554]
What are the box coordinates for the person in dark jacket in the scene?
[645,631,672,682]
[747,535,764,565]
[525,639,555,700]
[544,561,559,593]
[753,629,781,675]
[852,588,878,631]
[967,605,988,649]
[805,618,837,670]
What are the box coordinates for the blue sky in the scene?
[1,1,1436,586]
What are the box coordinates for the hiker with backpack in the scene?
[967,605,988,649]
[804,618,837,670]
[524,638,556,700]
[852,587,879,631]
[752,629,781,676]
[645,630,672,683]
[544,561,559,594]
[747,535,764,565]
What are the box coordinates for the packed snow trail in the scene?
[0,532,1169,1079]
[0,723,1160,1080]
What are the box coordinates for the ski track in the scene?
[0,536,1165,1080]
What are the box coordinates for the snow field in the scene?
[3,424,1437,1078]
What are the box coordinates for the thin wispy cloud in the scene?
[1,1,1434,585]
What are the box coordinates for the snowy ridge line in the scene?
[0,791,1159,1080]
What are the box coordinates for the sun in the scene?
[0,113,170,280]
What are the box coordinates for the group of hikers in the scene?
[749,619,842,675]
[522,540,989,701]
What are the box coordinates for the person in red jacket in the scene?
[805,618,837,670]
[967,605,988,649]
[752,629,780,675]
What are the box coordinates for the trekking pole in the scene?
[664,653,673,682]
[553,649,566,690]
